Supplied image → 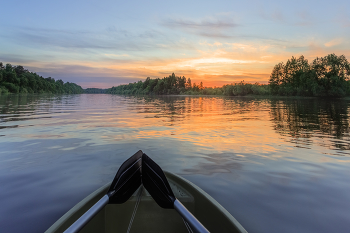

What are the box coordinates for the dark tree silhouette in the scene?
[107,73,268,96]
[0,63,83,94]
[269,54,350,97]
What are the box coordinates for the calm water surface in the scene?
[0,94,350,233]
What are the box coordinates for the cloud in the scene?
[162,17,238,38]
[199,41,223,47]
[324,38,343,47]
[12,27,112,49]
[104,54,130,58]
[2,26,195,53]
[162,16,290,42]
[22,63,148,88]
[163,18,238,30]
[200,74,270,87]
[177,58,261,67]
[0,54,41,65]
[6,53,272,89]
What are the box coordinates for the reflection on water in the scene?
[270,99,350,155]
[0,94,350,233]
[182,152,244,177]
[2,95,349,156]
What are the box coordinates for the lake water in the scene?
[0,94,350,233]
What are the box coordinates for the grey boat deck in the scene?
[46,171,247,233]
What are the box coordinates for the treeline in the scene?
[108,74,196,95]
[107,53,350,97]
[107,73,269,96]
[0,62,83,95]
[269,54,350,97]
[3,53,348,97]
[84,88,107,94]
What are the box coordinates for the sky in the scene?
[0,0,350,88]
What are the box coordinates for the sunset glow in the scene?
[1,0,349,88]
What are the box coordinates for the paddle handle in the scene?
[64,194,109,233]
[174,199,210,233]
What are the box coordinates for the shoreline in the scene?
[2,92,347,100]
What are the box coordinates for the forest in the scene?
[0,62,83,94]
[84,88,108,94]
[107,54,350,97]
[107,74,269,96]
[2,54,349,97]
[269,54,350,97]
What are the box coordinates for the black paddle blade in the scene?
[108,150,143,204]
[142,153,175,209]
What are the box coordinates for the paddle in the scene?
[142,153,210,233]
[64,150,209,233]
[63,150,143,233]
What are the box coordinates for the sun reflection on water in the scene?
[1,94,350,233]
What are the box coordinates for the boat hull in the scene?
[46,171,247,233]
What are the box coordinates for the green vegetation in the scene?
[107,73,269,96]
[107,54,350,97]
[269,54,350,97]
[84,88,107,94]
[2,53,349,97]
[0,62,83,94]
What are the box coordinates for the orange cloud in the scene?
[324,38,343,47]
[19,38,350,88]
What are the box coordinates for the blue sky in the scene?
[1,0,349,88]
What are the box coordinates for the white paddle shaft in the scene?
[63,194,109,233]
[174,199,210,233]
